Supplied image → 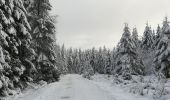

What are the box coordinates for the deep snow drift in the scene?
[6,74,170,100]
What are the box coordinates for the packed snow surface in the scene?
[8,74,169,100]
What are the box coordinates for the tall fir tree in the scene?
[132,27,140,47]
[96,47,105,74]
[115,24,144,80]
[60,44,68,74]
[90,47,96,73]
[82,50,94,79]
[154,17,170,78]
[28,0,57,62]
[24,0,59,82]
[77,49,84,74]
[67,48,73,73]
[104,50,112,74]
[152,30,156,44]
[154,25,162,47]
[72,49,81,73]
[0,0,37,97]
[141,23,154,50]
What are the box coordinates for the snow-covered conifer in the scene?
[67,48,74,73]
[26,0,59,82]
[154,17,170,78]
[132,27,140,47]
[115,24,144,80]
[96,47,105,74]
[0,0,36,96]
[104,50,112,74]
[141,23,154,50]
[154,25,162,47]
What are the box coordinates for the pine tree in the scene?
[78,49,85,74]
[140,23,157,75]
[115,24,144,80]
[141,23,154,50]
[67,48,73,73]
[154,25,162,47]
[53,44,67,74]
[72,49,81,73]
[152,30,156,45]
[154,17,170,78]
[0,0,36,97]
[60,44,68,74]
[89,47,96,73]
[82,50,94,79]
[96,47,105,74]
[104,50,112,74]
[28,0,57,62]
[25,0,59,82]
[110,47,117,74]
[132,27,140,47]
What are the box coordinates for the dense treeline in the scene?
[0,0,59,97]
[56,17,170,80]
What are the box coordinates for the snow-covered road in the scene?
[10,74,151,100]
[12,74,116,100]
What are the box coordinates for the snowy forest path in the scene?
[11,74,116,100]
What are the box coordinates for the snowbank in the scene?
[91,74,170,100]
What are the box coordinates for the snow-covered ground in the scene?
[91,74,170,100]
[91,74,151,100]
[6,74,170,100]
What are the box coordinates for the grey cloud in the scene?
[50,0,170,49]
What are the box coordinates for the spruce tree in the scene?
[60,44,68,74]
[96,47,105,74]
[25,0,59,82]
[0,0,36,96]
[82,50,94,79]
[28,0,57,62]
[152,30,156,44]
[53,44,67,75]
[141,23,154,50]
[132,27,140,47]
[115,24,144,80]
[110,47,117,74]
[90,48,96,73]
[67,48,73,73]
[72,49,81,73]
[104,50,112,74]
[78,49,85,74]
[154,25,162,47]
[154,17,170,78]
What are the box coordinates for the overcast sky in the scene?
[50,0,170,49]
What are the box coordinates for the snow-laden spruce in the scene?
[141,23,154,50]
[0,0,60,98]
[23,0,59,83]
[154,17,170,78]
[114,24,144,80]
[54,44,68,74]
[154,25,162,47]
[0,0,36,97]
[132,27,140,47]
